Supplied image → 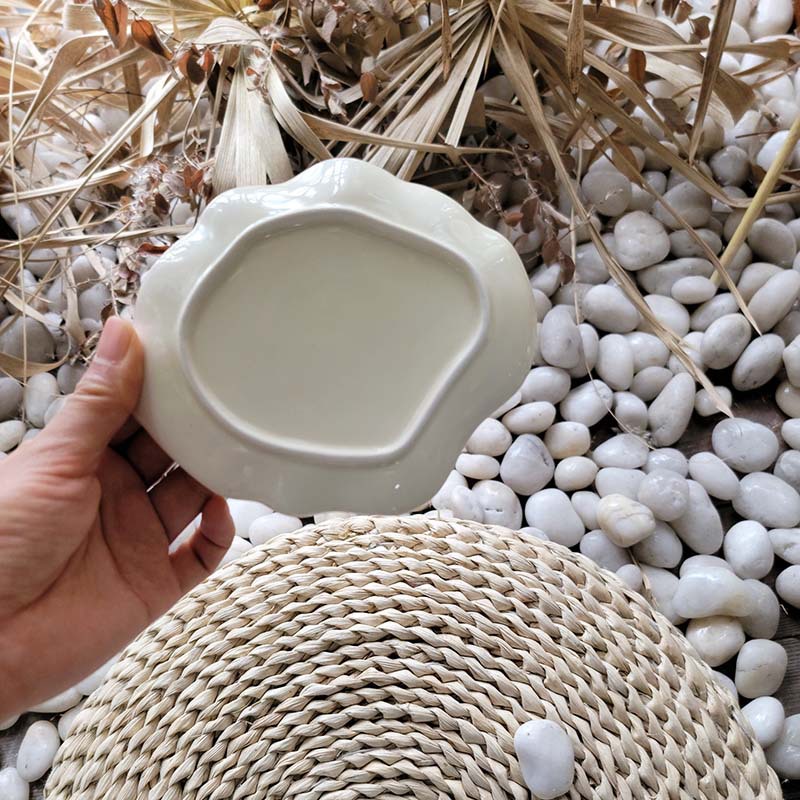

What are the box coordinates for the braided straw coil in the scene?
[46,516,780,800]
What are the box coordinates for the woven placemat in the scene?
[46,516,781,799]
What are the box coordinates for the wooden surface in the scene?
[1,389,799,798]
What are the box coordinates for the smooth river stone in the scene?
[632,521,683,568]
[613,211,670,269]
[596,493,655,546]
[524,489,585,546]
[748,269,800,332]
[502,402,556,435]
[500,434,554,495]
[582,285,640,333]
[0,419,26,453]
[29,686,82,714]
[579,529,631,572]
[690,292,740,332]
[0,768,28,800]
[571,491,600,530]
[636,469,689,521]
[686,616,745,667]
[630,366,672,402]
[679,555,733,576]
[514,719,575,800]
[432,470,467,511]
[653,181,712,229]
[687,452,739,501]
[743,697,786,749]
[776,564,800,608]
[595,334,633,390]
[642,294,690,337]
[648,373,695,446]
[580,169,631,217]
[521,366,572,404]
[645,448,689,476]
[447,486,484,523]
[616,563,643,590]
[671,275,716,305]
[554,456,598,492]
[0,377,22,421]
[226,499,273,538]
[492,391,521,419]
[22,372,58,429]
[16,720,60,782]
[695,386,733,417]
[559,380,613,427]
[612,392,648,433]
[540,307,582,369]
[733,473,800,529]
[738,262,782,303]
[732,335,785,391]
[742,580,782,640]
[775,450,800,494]
[456,453,499,481]
[712,418,779,474]
[723,520,774,580]
[747,218,796,268]
[466,418,512,457]
[671,480,724,554]
[569,323,599,379]
[249,513,303,545]
[574,239,612,285]
[783,337,800,387]
[544,421,591,459]
[639,257,715,297]
[735,639,788,698]
[472,480,522,529]
[770,529,800,564]
[783,419,800,450]
[0,317,55,363]
[626,331,669,370]
[592,433,648,469]
[595,468,645,499]
[672,567,754,619]
[749,0,793,36]
[776,381,800,418]
[700,313,751,369]
[641,565,685,625]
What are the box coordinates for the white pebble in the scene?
[616,563,643,591]
[0,419,27,453]
[554,456,597,491]
[502,402,556,435]
[448,485,484,523]
[775,450,800,493]
[700,313,751,369]
[671,275,716,305]
[648,373,695,446]
[0,768,29,800]
[58,702,86,740]
[776,380,800,418]
[595,334,634,390]
[742,580,781,639]
[643,294,690,337]
[492,391,522,418]
[29,686,82,714]
[579,529,631,571]
[723,521,774,580]
[227,499,273,538]
[782,421,800,453]
[776,564,800,608]
[653,182,711,230]
[581,169,631,216]
[770,528,800,564]
[521,367,571,403]
[591,433,648,469]
[630,366,672,401]
[544,421,590,459]
[249,512,303,545]
[540,307,582,369]
[432,470,467,510]
[525,489,585,546]
[632,521,683,568]
[613,211,670,269]
[735,639,788,698]
[612,392,648,433]
[500,434,554,495]
[672,567,753,619]
[645,448,688,476]
[747,218,797,268]
[514,719,575,800]
[712,418,779,474]
[22,372,58,429]
[733,472,800,528]
[571,491,600,529]
[679,555,734,576]
[466,418,512,457]
[711,670,739,702]
[582,285,640,333]
[748,269,800,332]
[560,380,613,427]
[767,714,800,779]
[732,335,785,391]
[455,453,500,480]
[16,720,60,782]
[783,336,800,387]
[596,493,655,546]
[626,332,669,370]
[743,697,785,749]
[686,616,745,667]
[595,468,645,499]
[749,0,792,36]
[641,564,684,625]
[637,469,689,521]
[687,452,739,501]
[472,480,522,529]
[695,387,732,417]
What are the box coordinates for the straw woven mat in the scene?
[45,516,781,799]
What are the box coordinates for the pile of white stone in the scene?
[5,0,800,795]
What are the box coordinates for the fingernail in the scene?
[94,317,133,365]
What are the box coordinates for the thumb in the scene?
[41,317,144,469]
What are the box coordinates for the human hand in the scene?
[0,317,234,718]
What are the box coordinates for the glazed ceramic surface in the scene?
[134,158,535,515]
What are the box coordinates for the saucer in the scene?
[134,158,535,515]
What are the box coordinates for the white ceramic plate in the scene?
[134,158,535,516]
